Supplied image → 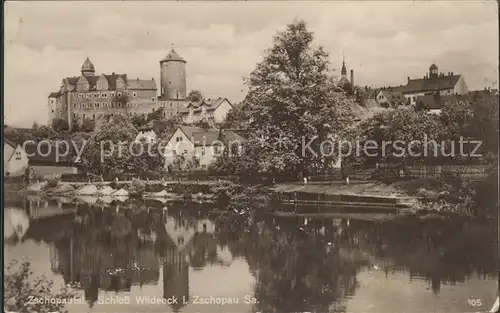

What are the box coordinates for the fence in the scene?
[307,164,492,182]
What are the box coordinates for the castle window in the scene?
[127,92,130,96]
[94,93,98,98]
[151,97,155,102]
[110,92,115,96]
[92,114,95,120]
[117,92,122,96]
[133,92,137,97]
[51,110,54,114]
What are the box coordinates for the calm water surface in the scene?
[4,195,498,313]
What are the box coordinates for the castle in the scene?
[48,49,232,129]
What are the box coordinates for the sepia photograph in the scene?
[3,1,499,313]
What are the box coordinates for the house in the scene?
[416,89,498,114]
[163,125,246,167]
[23,142,80,179]
[4,138,29,177]
[398,64,468,106]
[375,90,407,108]
[415,94,458,114]
[181,97,233,124]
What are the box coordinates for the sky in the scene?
[4,0,499,127]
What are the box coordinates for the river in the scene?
[4,195,498,313]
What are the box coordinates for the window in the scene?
[201,147,205,156]
[93,114,95,120]
[127,92,130,96]
[117,92,122,96]
[94,93,98,98]
[176,136,183,142]
[15,152,21,160]
[73,113,76,118]
[152,108,155,112]
[87,94,91,99]
[183,149,188,155]
[152,97,155,102]
[133,92,137,97]
[83,114,86,119]
[110,92,115,96]
[51,109,54,113]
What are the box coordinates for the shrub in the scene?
[4,260,77,313]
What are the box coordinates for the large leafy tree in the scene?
[81,114,164,175]
[187,90,203,102]
[242,20,355,178]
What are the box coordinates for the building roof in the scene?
[173,126,220,146]
[48,92,61,98]
[220,130,247,145]
[81,58,95,73]
[4,138,18,149]
[23,142,76,167]
[127,78,157,90]
[160,49,186,63]
[62,73,156,92]
[416,94,459,110]
[430,63,438,70]
[379,90,406,103]
[181,97,231,115]
[401,74,461,94]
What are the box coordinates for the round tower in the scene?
[160,49,187,100]
[81,57,95,76]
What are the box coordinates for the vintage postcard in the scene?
[3,1,499,313]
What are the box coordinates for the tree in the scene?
[131,114,148,129]
[81,118,95,132]
[187,90,203,102]
[51,118,69,132]
[81,114,164,175]
[4,260,76,313]
[240,20,355,178]
[219,103,251,129]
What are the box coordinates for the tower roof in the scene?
[430,63,438,70]
[341,60,347,76]
[160,49,186,63]
[81,57,95,73]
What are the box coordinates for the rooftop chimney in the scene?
[350,69,354,87]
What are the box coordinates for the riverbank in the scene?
[12,176,493,219]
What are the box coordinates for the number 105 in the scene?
[468,298,483,307]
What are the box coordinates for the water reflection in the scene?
[4,196,498,313]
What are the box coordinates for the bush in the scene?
[4,260,77,313]
[44,177,60,189]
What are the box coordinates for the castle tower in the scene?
[429,63,438,79]
[160,49,187,100]
[81,58,95,76]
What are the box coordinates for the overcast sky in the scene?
[4,1,499,127]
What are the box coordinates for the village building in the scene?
[4,138,29,177]
[375,90,407,108]
[163,126,246,167]
[415,88,498,114]
[4,137,80,179]
[396,64,468,106]
[181,97,234,124]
